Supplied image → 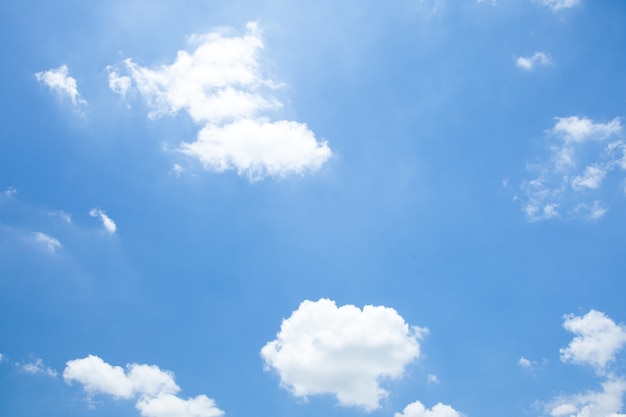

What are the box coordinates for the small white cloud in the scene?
[89,209,117,235]
[536,0,580,12]
[35,65,87,107]
[519,357,533,368]
[64,355,224,417]
[516,52,551,71]
[0,353,4,363]
[21,358,58,377]
[427,374,440,384]
[395,400,463,417]
[560,310,626,375]
[108,22,331,180]
[32,232,62,253]
[261,298,427,411]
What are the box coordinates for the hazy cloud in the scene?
[536,0,580,11]
[1,187,17,200]
[107,22,331,180]
[35,65,87,107]
[89,209,117,235]
[64,355,224,417]
[261,298,427,411]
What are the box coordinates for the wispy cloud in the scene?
[49,210,72,223]
[261,298,428,411]
[516,52,551,71]
[89,209,117,235]
[517,116,625,222]
[64,355,224,417]
[20,358,58,377]
[536,0,580,12]
[35,65,87,107]
[107,22,331,181]
[31,232,62,253]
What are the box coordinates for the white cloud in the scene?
[516,52,551,71]
[540,311,626,417]
[261,298,427,411]
[89,208,117,235]
[180,119,332,180]
[0,353,4,363]
[32,231,62,253]
[553,117,622,144]
[35,65,87,107]
[517,116,624,222]
[64,355,224,417]
[536,0,580,11]
[560,310,626,375]
[136,393,224,417]
[547,378,626,417]
[21,358,58,377]
[108,22,331,180]
[395,400,462,417]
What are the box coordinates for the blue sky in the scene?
[2,0,626,416]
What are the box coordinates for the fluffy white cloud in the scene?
[107,22,331,180]
[516,52,551,71]
[35,65,87,107]
[32,231,62,253]
[517,116,625,222]
[540,311,626,416]
[180,119,331,180]
[89,209,117,235]
[64,355,223,417]
[261,298,427,411]
[560,310,626,375]
[519,356,533,368]
[537,0,580,11]
[136,393,224,417]
[395,400,462,417]
[548,378,626,417]
[21,358,57,377]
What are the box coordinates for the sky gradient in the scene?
[2,1,626,416]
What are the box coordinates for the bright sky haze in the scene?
[2,1,626,417]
